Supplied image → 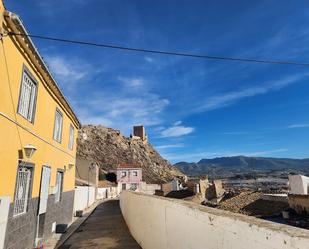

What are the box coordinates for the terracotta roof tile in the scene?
[117,163,142,169]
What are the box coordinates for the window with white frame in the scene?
[13,163,33,216]
[133,171,138,176]
[121,171,127,177]
[53,109,63,142]
[68,124,74,150]
[17,69,37,122]
[55,171,63,203]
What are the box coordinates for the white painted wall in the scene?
[0,196,10,249]
[289,175,309,195]
[97,187,118,200]
[140,182,161,195]
[74,186,96,212]
[120,191,309,249]
[97,188,108,199]
[261,193,288,203]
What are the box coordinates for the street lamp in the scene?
[23,144,37,158]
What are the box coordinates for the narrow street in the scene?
[59,200,141,249]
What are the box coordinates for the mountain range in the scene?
[174,156,309,177]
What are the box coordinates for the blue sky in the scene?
[6,0,309,162]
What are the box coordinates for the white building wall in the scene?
[140,182,161,195]
[120,191,309,249]
[97,188,108,199]
[97,187,118,199]
[289,175,309,195]
[74,186,96,212]
[0,196,10,249]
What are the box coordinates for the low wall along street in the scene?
[120,191,309,249]
[74,186,96,212]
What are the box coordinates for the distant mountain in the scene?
[174,156,309,177]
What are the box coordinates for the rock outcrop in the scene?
[77,125,185,183]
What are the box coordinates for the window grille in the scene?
[53,109,63,142]
[13,165,32,216]
[68,124,74,150]
[18,70,37,122]
[55,171,63,203]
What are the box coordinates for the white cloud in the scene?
[75,87,170,135]
[117,76,144,88]
[155,144,184,149]
[287,124,309,129]
[173,120,182,126]
[220,131,250,135]
[45,55,86,81]
[160,124,194,138]
[198,74,307,112]
[144,56,154,63]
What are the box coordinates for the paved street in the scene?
[59,200,141,249]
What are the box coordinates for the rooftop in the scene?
[117,163,142,169]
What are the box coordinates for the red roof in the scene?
[117,163,142,169]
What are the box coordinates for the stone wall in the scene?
[4,198,38,249]
[288,194,309,215]
[43,190,74,238]
[4,190,74,249]
[120,191,309,249]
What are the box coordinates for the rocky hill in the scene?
[77,125,184,183]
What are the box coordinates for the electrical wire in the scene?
[7,32,309,67]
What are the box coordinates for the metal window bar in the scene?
[13,166,31,216]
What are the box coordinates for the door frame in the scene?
[36,166,51,243]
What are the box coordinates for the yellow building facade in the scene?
[0,1,81,248]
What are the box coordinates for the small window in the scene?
[53,109,63,142]
[121,171,127,177]
[131,183,137,191]
[122,183,126,190]
[17,68,37,122]
[55,171,63,203]
[13,163,33,216]
[68,124,74,150]
[133,171,138,176]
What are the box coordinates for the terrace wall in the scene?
[120,191,309,249]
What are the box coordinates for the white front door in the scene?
[36,166,51,242]
[39,166,51,214]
